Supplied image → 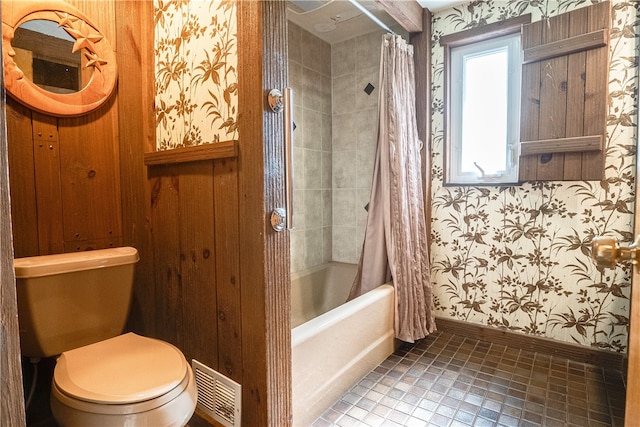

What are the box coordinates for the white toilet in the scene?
[14,247,197,427]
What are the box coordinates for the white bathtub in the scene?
[291,262,395,426]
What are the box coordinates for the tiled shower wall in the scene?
[288,23,388,272]
[331,30,385,265]
[288,23,333,272]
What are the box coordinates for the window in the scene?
[441,16,531,185]
[441,2,611,184]
[448,34,521,184]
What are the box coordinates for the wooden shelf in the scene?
[144,140,238,166]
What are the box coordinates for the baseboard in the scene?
[435,316,627,373]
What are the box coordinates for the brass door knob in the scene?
[591,235,639,268]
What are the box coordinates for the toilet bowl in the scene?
[50,333,197,427]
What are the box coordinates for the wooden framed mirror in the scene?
[2,0,117,116]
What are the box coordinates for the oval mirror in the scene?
[2,1,117,116]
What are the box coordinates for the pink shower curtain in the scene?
[349,34,435,343]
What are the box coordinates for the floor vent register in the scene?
[192,359,241,427]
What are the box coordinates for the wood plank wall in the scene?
[7,95,123,256]
[114,0,156,337]
[0,34,27,427]
[144,160,241,380]
[256,2,292,424]
[410,9,432,246]
[118,1,292,425]
[7,0,122,257]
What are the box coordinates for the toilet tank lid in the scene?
[14,247,139,278]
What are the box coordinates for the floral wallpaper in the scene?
[430,0,637,353]
[154,0,238,150]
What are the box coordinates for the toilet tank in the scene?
[14,247,140,358]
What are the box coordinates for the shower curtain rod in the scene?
[348,0,397,35]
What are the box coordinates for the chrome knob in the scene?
[591,235,640,268]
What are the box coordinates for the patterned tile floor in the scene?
[312,331,626,427]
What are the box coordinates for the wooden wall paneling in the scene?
[536,12,569,180]
[114,0,156,337]
[6,99,38,257]
[58,101,122,249]
[582,2,610,179]
[237,0,292,425]
[5,0,124,256]
[519,21,542,181]
[213,158,242,383]
[237,1,270,422]
[410,9,432,244]
[57,0,120,251]
[261,2,292,425]
[1,37,27,426]
[63,238,124,253]
[149,166,182,347]
[178,161,218,369]
[563,6,588,180]
[31,112,64,254]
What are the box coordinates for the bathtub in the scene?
[291,262,396,426]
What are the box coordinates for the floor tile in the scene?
[314,330,626,426]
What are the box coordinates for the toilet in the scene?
[14,247,197,427]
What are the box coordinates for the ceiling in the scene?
[287,0,464,44]
[416,0,464,11]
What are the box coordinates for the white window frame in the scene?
[448,34,521,185]
[440,16,531,186]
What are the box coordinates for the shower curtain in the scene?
[349,34,435,343]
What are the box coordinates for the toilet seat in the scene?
[53,333,192,414]
[52,371,192,415]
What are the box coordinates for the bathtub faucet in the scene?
[591,235,640,269]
